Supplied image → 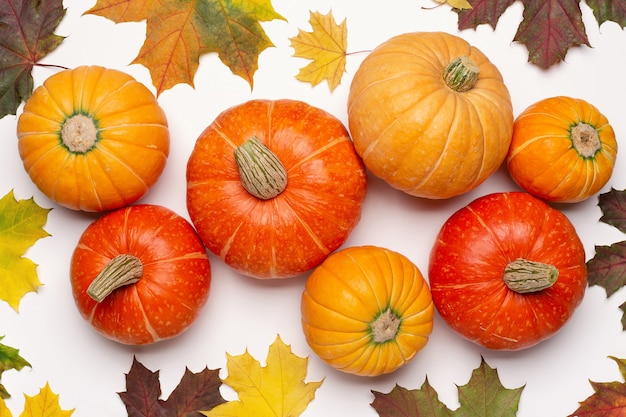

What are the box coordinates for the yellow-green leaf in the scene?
[0,190,50,311]
[290,10,347,91]
[201,335,323,417]
[85,0,285,95]
[433,0,472,10]
[0,337,31,399]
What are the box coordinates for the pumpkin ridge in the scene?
[88,79,138,117]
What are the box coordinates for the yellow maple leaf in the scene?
[432,0,473,9]
[0,383,73,417]
[0,190,50,312]
[290,10,347,92]
[201,335,323,417]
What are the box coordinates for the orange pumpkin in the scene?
[347,31,513,199]
[301,245,434,376]
[186,99,367,279]
[17,66,169,212]
[507,96,617,203]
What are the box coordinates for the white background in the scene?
[2,1,626,416]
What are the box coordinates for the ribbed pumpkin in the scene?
[17,66,169,212]
[507,96,617,203]
[301,245,434,376]
[348,31,513,199]
[186,99,367,279]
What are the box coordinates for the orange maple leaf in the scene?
[85,0,285,95]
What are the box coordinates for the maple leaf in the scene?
[200,335,323,417]
[586,188,626,330]
[0,337,30,399]
[0,0,66,119]
[0,190,51,312]
[569,356,626,416]
[85,0,285,96]
[455,0,626,69]
[431,0,473,10]
[119,356,225,416]
[0,383,74,416]
[290,10,348,91]
[371,357,524,417]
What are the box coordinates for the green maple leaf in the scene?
[0,337,31,399]
[0,0,66,119]
[0,190,51,311]
[454,0,625,69]
[371,357,524,417]
[119,356,225,416]
[569,356,626,416]
[85,0,285,96]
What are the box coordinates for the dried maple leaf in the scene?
[85,0,285,96]
[0,0,66,119]
[569,356,626,416]
[0,383,74,416]
[200,335,323,417]
[0,337,30,399]
[431,0,473,10]
[455,0,625,69]
[119,356,225,416]
[371,357,524,417]
[0,190,50,312]
[290,10,348,91]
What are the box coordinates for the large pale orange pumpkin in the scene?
[348,31,513,199]
[301,245,434,376]
[507,96,617,203]
[186,99,367,279]
[17,66,169,212]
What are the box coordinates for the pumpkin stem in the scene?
[234,136,288,200]
[371,308,401,343]
[87,254,144,302]
[571,122,602,158]
[61,114,99,153]
[443,56,480,92]
[503,258,558,294]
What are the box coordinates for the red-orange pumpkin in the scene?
[186,99,367,279]
[70,204,211,345]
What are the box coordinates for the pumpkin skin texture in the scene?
[186,99,367,279]
[507,96,617,203]
[301,245,434,377]
[347,31,513,199]
[428,192,587,351]
[70,204,211,345]
[17,66,169,212]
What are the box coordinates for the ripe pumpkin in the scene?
[301,245,434,376]
[186,99,367,279]
[17,66,169,212]
[347,31,513,199]
[70,204,211,345]
[428,192,587,350]
[507,96,617,203]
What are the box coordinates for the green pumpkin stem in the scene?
[503,258,558,294]
[234,136,288,200]
[443,56,480,92]
[87,254,144,302]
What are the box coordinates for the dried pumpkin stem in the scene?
[61,114,99,153]
[443,56,480,92]
[571,122,601,158]
[371,308,401,343]
[503,258,558,294]
[234,136,288,200]
[87,254,144,302]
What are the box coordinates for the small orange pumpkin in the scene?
[17,66,169,212]
[301,245,434,376]
[348,31,513,199]
[507,96,617,203]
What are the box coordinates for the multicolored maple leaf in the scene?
[0,190,51,312]
[569,356,626,416]
[455,0,626,69]
[0,337,30,399]
[0,0,66,118]
[371,357,524,416]
[85,0,285,95]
